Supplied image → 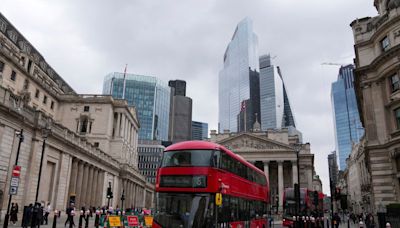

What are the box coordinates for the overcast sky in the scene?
[3,0,378,194]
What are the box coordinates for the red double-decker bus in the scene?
[153,141,270,228]
[282,188,325,227]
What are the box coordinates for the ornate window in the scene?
[395,108,400,129]
[43,95,47,104]
[391,74,400,92]
[78,116,93,134]
[381,36,390,51]
[35,89,40,98]
[10,70,16,81]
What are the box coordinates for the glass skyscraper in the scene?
[191,121,208,140]
[103,72,170,141]
[331,65,364,170]
[219,17,260,133]
[259,55,296,130]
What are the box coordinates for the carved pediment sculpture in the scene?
[218,133,292,151]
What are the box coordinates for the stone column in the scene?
[86,166,94,206]
[143,189,147,208]
[278,160,284,212]
[116,112,121,137]
[75,161,84,207]
[133,184,137,208]
[263,161,269,182]
[292,160,298,186]
[91,168,99,206]
[96,171,105,206]
[81,164,89,207]
[68,158,79,195]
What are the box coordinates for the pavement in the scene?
[0,213,98,228]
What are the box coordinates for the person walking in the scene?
[65,203,75,227]
[44,203,51,225]
[10,202,18,225]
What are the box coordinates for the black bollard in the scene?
[52,210,57,228]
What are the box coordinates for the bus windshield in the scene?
[161,150,217,167]
[154,193,213,228]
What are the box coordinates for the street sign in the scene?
[108,216,121,227]
[9,186,18,195]
[10,177,19,187]
[127,216,139,226]
[216,193,222,206]
[12,165,21,177]
[144,216,153,226]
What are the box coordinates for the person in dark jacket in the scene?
[10,203,18,224]
[22,204,33,228]
[65,203,75,227]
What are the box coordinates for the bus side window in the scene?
[212,150,220,167]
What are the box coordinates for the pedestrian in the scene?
[333,213,341,228]
[22,204,33,228]
[365,213,375,228]
[65,203,75,227]
[44,203,51,225]
[10,202,18,225]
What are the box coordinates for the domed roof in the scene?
[388,0,400,10]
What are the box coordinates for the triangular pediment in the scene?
[217,132,294,151]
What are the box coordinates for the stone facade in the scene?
[209,129,317,213]
[0,12,153,221]
[350,0,400,212]
[345,137,373,214]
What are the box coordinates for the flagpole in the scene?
[122,64,127,99]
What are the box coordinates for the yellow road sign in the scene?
[216,193,222,206]
[145,216,153,226]
[108,216,121,227]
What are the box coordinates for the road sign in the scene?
[12,165,21,177]
[108,216,121,227]
[127,216,139,226]
[144,216,153,226]
[9,186,18,195]
[10,177,19,187]
[216,193,222,206]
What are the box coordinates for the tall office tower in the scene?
[138,140,165,184]
[191,121,209,140]
[103,73,170,140]
[259,54,284,130]
[328,151,339,186]
[331,64,364,170]
[168,80,192,143]
[219,17,260,133]
[168,80,186,96]
[259,55,296,131]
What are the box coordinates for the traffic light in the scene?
[313,191,319,206]
[106,182,113,199]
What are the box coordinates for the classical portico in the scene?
[210,130,315,213]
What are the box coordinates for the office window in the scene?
[381,36,390,51]
[395,108,400,129]
[50,101,54,110]
[43,95,47,104]
[391,74,400,93]
[94,142,99,147]
[10,71,16,81]
[84,106,90,112]
[35,89,40,98]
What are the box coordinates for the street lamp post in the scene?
[3,129,24,228]
[293,144,302,228]
[35,122,52,203]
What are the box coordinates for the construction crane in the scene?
[321,62,350,66]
